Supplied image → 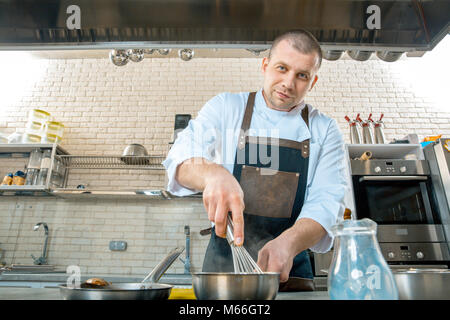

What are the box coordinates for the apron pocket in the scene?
[240,165,299,218]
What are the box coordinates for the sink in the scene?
[1,265,64,274]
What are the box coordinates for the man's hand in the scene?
[257,234,296,282]
[257,218,327,282]
[203,166,245,244]
[176,158,245,245]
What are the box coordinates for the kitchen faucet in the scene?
[31,222,49,265]
[178,225,191,274]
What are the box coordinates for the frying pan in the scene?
[59,247,184,300]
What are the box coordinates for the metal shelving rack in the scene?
[0,143,70,196]
[0,144,167,198]
[56,155,165,170]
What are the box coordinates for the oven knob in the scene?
[400,166,407,173]
[388,252,395,259]
[374,166,381,173]
[416,251,424,259]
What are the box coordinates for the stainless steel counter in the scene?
[0,287,329,300]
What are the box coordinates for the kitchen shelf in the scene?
[57,155,165,170]
[346,144,424,160]
[0,185,51,196]
[51,188,167,200]
[0,143,69,156]
[50,189,202,201]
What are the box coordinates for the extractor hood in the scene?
[0,0,449,55]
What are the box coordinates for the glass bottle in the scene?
[328,218,399,300]
[36,149,52,186]
[25,148,42,185]
[50,158,64,187]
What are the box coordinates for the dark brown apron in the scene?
[202,91,315,291]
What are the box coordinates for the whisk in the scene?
[226,214,263,274]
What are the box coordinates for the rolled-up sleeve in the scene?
[162,94,224,196]
[298,119,349,253]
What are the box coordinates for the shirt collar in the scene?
[254,89,311,142]
[255,89,306,117]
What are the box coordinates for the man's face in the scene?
[261,39,319,111]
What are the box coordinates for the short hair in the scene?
[268,30,322,69]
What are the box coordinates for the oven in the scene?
[352,160,439,225]
[351,159,450,265]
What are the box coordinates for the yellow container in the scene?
[12,171,26,185]
[41,133,61,144]
[1,173,13,186]
[168,287,196,300]
[22,133,42,144]
[45,121,64,138]
[29,109,50,123]
[25,121,45,136]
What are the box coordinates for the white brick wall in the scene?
[0,52,449,276]
[0,197,208,275]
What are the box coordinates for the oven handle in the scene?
[359,176,428,182]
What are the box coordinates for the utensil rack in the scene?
[56,155,166,170]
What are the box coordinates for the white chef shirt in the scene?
[162,89,349,253]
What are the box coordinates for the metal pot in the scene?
[392,268,450,300]
[59,247,184,300]
[121,143,149,165]
[192,272,280,300]
[347,50,373,61]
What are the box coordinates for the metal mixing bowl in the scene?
[392,268,450,300]
[121,144,149,165]
[192,272,280,300]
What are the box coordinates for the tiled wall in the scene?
[0,51,449,276]
[0,197,208,275]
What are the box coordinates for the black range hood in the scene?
[0,0,449,53]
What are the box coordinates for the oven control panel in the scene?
[350,160,430,176]
[379,243,450,262]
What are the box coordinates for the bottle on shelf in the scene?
[25,148,43,186]
[36,149,52,186]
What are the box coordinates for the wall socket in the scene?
[109,241,127,251]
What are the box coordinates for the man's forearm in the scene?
[176,157,246,243]
[281,218,327,257]
[175,157,227,191]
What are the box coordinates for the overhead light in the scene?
[376,51,403,62]
[127,49,145,62]
[109,49,129,66]
[347,50,374,61]
[178,49,194,61]
[322,50,344,61]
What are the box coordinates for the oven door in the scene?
[353,175,441,224]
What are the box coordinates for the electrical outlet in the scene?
[109,241,127,251]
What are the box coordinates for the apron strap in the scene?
[300,105,310,158]
[238,92,256,150]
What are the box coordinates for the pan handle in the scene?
[141,246,185,284]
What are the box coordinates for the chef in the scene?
[163,30,348,288]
